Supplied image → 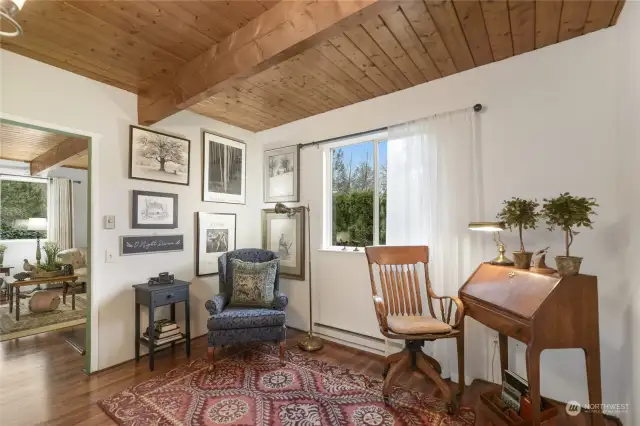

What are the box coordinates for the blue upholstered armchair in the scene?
[205,249,288,366]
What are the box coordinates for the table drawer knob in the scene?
[166,293,173,299]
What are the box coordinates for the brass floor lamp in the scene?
[274,203,323,352]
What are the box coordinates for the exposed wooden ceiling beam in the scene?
[138,0,399,126]
[30,138,88,176]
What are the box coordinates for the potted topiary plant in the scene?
[497,197,541,269]
[541,193,598,276]
[36,242,63,278]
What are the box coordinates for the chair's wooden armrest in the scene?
[432,295,465,328]
[372,296,388,332]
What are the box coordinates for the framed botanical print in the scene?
[262,208,305,280]
[202,131,246,204]
[196,212,237,276]
[129,125,190,186]
[132,190,178,229]
[264,145,299,203]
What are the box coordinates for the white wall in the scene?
[0,50,260,373]
[257,20,634,423]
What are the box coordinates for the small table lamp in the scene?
[468,222,514,266]
[27,217,47,265]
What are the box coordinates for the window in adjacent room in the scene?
[326,131,387,248]
[0,176,48,240]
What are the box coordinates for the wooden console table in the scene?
[8,275,78,321]
[460,263,604,426]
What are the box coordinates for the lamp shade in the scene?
[468,221,505,232]
[27,217,47,231]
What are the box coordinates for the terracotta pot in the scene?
[555,256,583,276]
[512,251,533,269]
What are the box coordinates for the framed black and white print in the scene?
[196,212,236,276]
[264,145,299,203]
[262,208,305,280]
[132,190,178,229]
[129,125,190,186]
[202,131,246,204]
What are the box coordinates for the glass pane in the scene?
[0,180,48,240]
[378,141,387,245]
[331,141,374,247]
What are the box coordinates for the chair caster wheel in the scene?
[382,364,389,379]
[383,396,391,405]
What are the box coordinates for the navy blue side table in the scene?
[133,280,191,371]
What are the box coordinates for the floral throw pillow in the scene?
[229,258,278,308]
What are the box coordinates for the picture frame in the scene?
[202,131,246,204]
[120,235,184,255]
[263,145,300,203]
[196,212,237,276]
[262,208,305,280]
[131,190,178,229]
[129,125,191,186]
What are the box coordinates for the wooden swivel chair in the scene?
[365,245,465,413]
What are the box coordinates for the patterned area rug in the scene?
[0,293,86,341]
[99,344,475,425]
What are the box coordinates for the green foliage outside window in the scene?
[0,179,47,240]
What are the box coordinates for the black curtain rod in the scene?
[299,103,483,149]
[0,173,81,184]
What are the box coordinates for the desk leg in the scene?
[185,297,191,358]
[499,333,508,381]
[584,346,605,426]
[8,284,12,314]
[148,305,155,371]
[526,346,542,426]
[134,303,140,363]
[71,283,76,310]
[62,282,67,305]
[170,303,176,352]
[15,286,20,321]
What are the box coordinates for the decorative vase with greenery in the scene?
[37,242,63,277]
[497,197,541,269]
[541,193,598,276]
[0,244,6,266]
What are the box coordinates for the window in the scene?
[0,176,48,240]
[326,131,387,248]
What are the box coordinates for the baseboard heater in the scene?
[314,322,385,343]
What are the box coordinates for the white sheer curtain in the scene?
[386,109,484,380]
[48,178,74,250]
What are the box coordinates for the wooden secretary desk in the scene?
[459,263,604,426]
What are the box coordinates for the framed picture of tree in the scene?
[263,145,299,203]
[129,125,191,186]
[202,131,246,204]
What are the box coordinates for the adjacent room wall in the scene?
[257,17,633,423]
[0,50,260,372]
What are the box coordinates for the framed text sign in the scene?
[120,235,184,256]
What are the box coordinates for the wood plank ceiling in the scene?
[0,0,625,132]
[0,122,88,170]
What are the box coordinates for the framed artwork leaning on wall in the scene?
[196,212,237,276]
[129,125,191,186]
[202,131,246,204]
[262,208,305,280]
[263,145,299,203]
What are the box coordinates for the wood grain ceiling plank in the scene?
[18,2,177,81]
[235,81,308,122]
[62,152,88,170]
[425,0,475,71]
[0,45,137,93]
[226,87,302,124]
[300,49,373,102]
[376,9,441,82]
[558,0,591,41]
[363,15,428,85]
[583,1,618,34]
[30,138,88,176]
[345,25,412,90]
[177,1,241,37]
[200,0,268,29]
[291,53,363,104]
[190,102,265,132]
[611,0,626,24]
[200,97,283,129]
[329,34,397,94]
[452,0,493,66]
[248,68,326,116]
[1,37,140,91]
[315,42,386,97]
[508,0,536,54]
[68,1,203,61]
[204,92,287,126]
[148,2,230,43]
[534,0,562,48]
[400,2,457,76]
[480,0,514,61]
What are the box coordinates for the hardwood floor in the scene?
[0,327,619,425]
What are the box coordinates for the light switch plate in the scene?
[105,249,115,263]
[104,215,115,229]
